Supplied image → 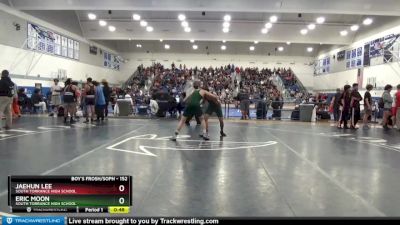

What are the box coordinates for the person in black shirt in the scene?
[101,79,111,118]
[31,88,47,113]
[339,85,352,129]
[330,88,342,122]
[363,84,373,130]
[350,83,362,129]
[17,88,29,112]
[0,70,15,129]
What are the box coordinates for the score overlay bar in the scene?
[8,176,132,213]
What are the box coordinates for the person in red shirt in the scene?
[394,84,400,131]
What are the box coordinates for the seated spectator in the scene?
[17,88,29,113]
[31,88,47,113]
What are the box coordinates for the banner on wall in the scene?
[103,51,120,71]
[27,22,79,60]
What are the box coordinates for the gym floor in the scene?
[1,117,400,217]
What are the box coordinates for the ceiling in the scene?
[2,0,400,55]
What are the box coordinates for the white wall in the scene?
[0,43,125,87]
[121,52,315,89]
[315,20,400,91]
[0,3,126,87]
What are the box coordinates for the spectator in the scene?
[102,79,111,118]
[31,88,47,113]
[149,96,159,116]
[339,85,351,129]
[331,88,342,122]
[93,80,106,122]
[50,79,62,117]
[17,88,29,113]
[63,78,78,124]
[382,84,393,130]
[350,83,362,129]
[83,77,96,123]
[363,84,373,130]
[0,70,15,129]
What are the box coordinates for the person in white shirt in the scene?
[149,96,159,116]
[50,79,62,116]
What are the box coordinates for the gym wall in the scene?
[0,4,125,88]
[315,17,400,92]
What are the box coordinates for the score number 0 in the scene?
[118,176,128,205]
[119,185,125,204]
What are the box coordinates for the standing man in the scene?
[339,85,352,129]
[83,77,95,123]
[330,88,342,122]
[382,85,393,130]
[49,79,62,117]
[171,80,218,141]
[63,78,77,124]
[350,83,362,129]
[0,70,15,130]
[93,81,106,122]
[363,84,374,130]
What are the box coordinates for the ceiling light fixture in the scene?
[140,20,147,27]
[278,46,284,51]
[269,15,278,23]
[178,14,186,21]
[108,26,116,32]
[254,41,259,44]
[340,30,348,36]
[160,39,163,42]
[223,22,230,28]
[307,23,316,30]
[300,29,308,35]
[316,17,325,24]
[192,45,198,50]
[88,13,96,20]
[350,25,359,31]
[146,26,154,32]
[221,45,226,50]
[190,39,195,43]
[363,18,373,25]
[286,41,291,45]
[99,20,107,26]
[222,27,229,33]
[249,46,255,51]
[307,47,313,52]
[184,27,191,32]
[164,44,170,49]
[222,40,226,43]
[132,14,141,21]
[224,15,231,21]
[181,21,189,27]
[265,22,272,29]
[136,44,142,48]
[261,28,268,34]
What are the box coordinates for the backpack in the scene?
[378,98,384,108]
